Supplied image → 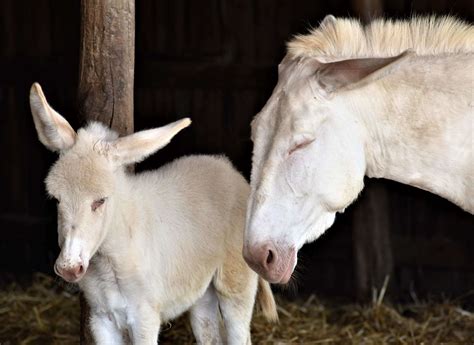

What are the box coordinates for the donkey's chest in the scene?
[97,284,129,328]
[81,252,218,327]
[80,261,138,329]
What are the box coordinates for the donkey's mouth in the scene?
[54,262,88,283]
[278,257,296,284]
[273,251,296,284]
[245,245,296,284]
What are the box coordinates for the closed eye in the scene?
[91,197,107,212]
[289,139,315,155]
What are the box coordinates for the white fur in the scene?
[245,16,473,282]
[30,83,277,344]
[288,15,473,60]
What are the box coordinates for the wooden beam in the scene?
[77,0,135,134]
[77,0,135,343]
[351,180,394,300]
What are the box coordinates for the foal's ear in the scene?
[111,118,191,166]
[30,83,76,152]
[316,50,414,94]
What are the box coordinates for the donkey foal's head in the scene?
[30,83,190,283]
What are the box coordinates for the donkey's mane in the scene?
[288,16,474,60]
[82,121,119,142]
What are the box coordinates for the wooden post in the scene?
[351,180,393,300]
[77,0,135,343]
[77,0,135,134]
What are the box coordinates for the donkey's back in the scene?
[132,154,250,257]
[137,154,250,226]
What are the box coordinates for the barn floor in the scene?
[0,274,472,344]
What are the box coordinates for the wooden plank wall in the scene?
[0,0,80,279]
[0,0,473,299]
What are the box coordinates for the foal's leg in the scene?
[128,304,161,345]
[189,284,223,345]
[90,312,124,345]
[214,261,259,345]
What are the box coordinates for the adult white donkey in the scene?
[30,83,277,344]
[244,16,473,284]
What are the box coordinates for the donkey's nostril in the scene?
[266,249,275,265]
[77,265,84,275]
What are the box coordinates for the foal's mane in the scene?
[288,16,474,60]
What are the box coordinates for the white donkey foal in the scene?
[30,83,277,345]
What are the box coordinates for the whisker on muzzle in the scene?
[277,256,305,296]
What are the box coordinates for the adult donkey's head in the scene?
[30,83,190,282]
[243,18,412,283]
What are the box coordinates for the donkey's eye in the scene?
[289,139,315,155]
[91,198,106,212]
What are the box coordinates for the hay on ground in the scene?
[0,274,472,344]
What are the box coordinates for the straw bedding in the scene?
[0,274,472,344]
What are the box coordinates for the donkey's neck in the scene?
[352,56,473,212]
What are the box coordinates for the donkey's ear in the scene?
[316,50,414,94]
[30,83,76,152]
[111,118,191,166]
[320,14,337,28]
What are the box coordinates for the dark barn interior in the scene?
[1,0,474,297]
[0,0,473,343]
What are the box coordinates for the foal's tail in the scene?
[257,277,279,322]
